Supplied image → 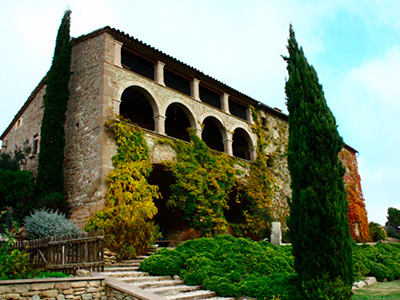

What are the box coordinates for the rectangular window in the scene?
[229,100,248,121]
[200,85,221,109]
[32,134,39,155]
[121,49,154,80]
[164,70,191,96]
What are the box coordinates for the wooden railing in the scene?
[12,231,104,274]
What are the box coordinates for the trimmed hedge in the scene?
[140,236,400,299]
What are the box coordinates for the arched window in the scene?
[202,117,224,152]
[120,87,155,130]
[232,128,251,160]
[165,104,193,142]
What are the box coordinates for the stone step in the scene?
[146,285,201,296]
[166,290,217,300]
[104,266,139,272]
[121,276,172,283]
[100,271,149,278]
[131,279,185,289]
[110,262,141,267]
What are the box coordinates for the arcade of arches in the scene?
[119,86,253,160]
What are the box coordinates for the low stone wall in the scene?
[0,276,167,300]
[0,277,106,300]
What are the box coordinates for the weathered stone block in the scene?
[364,277,377,286]
[11,284,29,293]
[41,289,59,297]
[82,294,93,300]
[76,269,91,277]
[71,281,87,288]
[31,283,55,291]
[63,289,74,295]
[353,281,366,289]
[55,282,72,290]
[4,293,21,300]
[89,281,100,287]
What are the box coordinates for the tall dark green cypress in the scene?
[283,25,353,292]
[36,10,72,211]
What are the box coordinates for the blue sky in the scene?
[1,0,399,225]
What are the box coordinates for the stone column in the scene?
[154,61,165,86]
[191,78,200,101]
[246,106,253,123]
[112,98,121,117]
[223,138,233,156]
[221,93,230,113]
[270,221,282,246]
[250,147,256,162]
[154,115,166,135]
[114,41,123,68]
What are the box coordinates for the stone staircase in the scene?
[99,245,234,300]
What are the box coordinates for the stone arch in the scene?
[165,102,196,142]
[119,85,160,131]
[201,116,226,152]
[231,127,253,161]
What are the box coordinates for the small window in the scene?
[32,134,39,155]
[15,118,23,129]
[262,117,267,127]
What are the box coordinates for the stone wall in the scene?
[65,33,107,227]
[1,83,46,176]
[0,277,106,300]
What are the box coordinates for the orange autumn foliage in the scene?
[339,149,370,242]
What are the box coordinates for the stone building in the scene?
[0,27,364,236]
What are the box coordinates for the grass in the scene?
[353,280,400,299]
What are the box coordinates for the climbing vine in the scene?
[85,119,160,259]
[339,149,370,242]
[232,108,275,239]
[159,129,237,236]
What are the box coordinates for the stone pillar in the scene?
[114,41,123,68]
[154,61,165,86]
[221,93,230,113]
[223,138,233,156]
[112,98,121,116]
[154,115,166,135]
[191,78,200,101]
[250,147,256,162]
[270,221,282,246]
[246,106,253,123]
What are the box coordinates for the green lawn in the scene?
[354,280,400,299]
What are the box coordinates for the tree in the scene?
[385,207,400,238]
[36,10,72,211]
[283,25,353,297]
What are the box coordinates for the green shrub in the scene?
[369,222,387,241]
[140,248,184,276]
[301,275,353,300]
[0,226,39,280]
[24,208,81,239]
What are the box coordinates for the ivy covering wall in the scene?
[85,119,160,258]
[339,149,370,242]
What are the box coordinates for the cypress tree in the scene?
[36,10,72,211]
[283,25,353,294]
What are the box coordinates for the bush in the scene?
[24,208,81,239]
[140,235,400,298]
[0,225,39,280]
[369,222,387,242]
[140,248,184,276]
[141,235,296,299]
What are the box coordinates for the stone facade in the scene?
[0,26,365,231]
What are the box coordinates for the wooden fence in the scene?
[12,231,104,274]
